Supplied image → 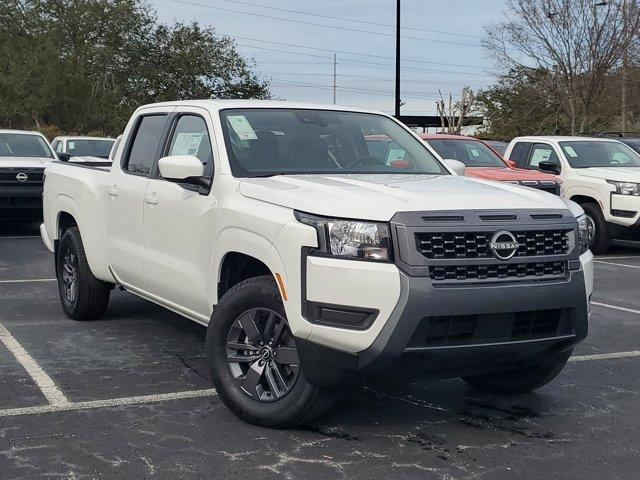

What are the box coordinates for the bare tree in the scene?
[436,87,477,134]
[484,0,640,134]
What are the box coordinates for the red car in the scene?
[419,134,561,195]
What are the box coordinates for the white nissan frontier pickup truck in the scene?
[41,100,593,427]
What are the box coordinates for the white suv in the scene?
[505,136,640,253]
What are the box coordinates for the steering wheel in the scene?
[343,156,384,169]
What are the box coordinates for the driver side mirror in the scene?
[445,159,466,176]
[505,159,517,169]
[538,160,561,175]
[58,152,71,162]
[158,155,211,190]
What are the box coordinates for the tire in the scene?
[206,275,334,427]
[581,202,610,254]
[56,227,111,320]
[462,352,571,395]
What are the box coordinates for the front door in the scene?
[142,109,217,316]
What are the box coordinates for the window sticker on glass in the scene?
[171,132,204,156]
[386,148,406,165]
[228,115,258,140]
[563,146,578,158]
[470,149,480,157]
[68,141,75,150]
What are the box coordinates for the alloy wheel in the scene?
[585,214,596,246]
[226,308,300,402]
[61,248,77,303]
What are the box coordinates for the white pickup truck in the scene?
[505,136,640,253]
[1,129,56,221]
[51,136,115,162]
[41,100,593,427]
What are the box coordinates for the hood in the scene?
[576,167,640,182]
[0,156,52,169]
[239,174,568,221]
[465,166,557,182]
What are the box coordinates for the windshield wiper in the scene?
[249,172,291,178]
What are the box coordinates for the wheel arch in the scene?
[210,228,289,308]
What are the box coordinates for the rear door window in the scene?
[124,115,167,176]
[508,142,531,168]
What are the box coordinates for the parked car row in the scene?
[3,121,640,254]
[504,136,640,254]
[411,131,640,254]
[0,131,115,220]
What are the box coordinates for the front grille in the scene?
[407,309,565,348]
[517,181,559,196]
[0,169,45,186]
[428,261,567,282]
[536,184,560,195]
[416,230,570,260]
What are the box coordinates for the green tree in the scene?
[0,0,270,137]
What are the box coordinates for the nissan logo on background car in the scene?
[16,173,28,182]
[489,230,520,260]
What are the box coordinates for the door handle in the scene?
[144,193,158,205]
[108,186,118,197]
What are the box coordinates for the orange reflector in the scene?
[274,273,288,301]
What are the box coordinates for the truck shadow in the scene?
[0,220,41,237]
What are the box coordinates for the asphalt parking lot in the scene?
[1,223,639,479]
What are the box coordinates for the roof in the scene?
[512,135,623,143]
[419,133,479,141]
[0,129,45,136]
[55,136,115,141]
[136,99,382,115]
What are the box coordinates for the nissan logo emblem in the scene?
[489,230,520,260]
[16,173,28,182]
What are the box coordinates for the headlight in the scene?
[295,211,392,261]
[576,214,590,254]
[607,180,640,196]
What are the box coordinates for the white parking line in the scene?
[0,389,216,418]
[0,278,56,284]
[595,260,640,269]
[0,323,69,406]
[616,239,640,245]
[592,301,640,315]
[0,347,638,419]
[596,255,640,260]
[570,351,640,362]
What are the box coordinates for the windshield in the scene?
[427,139,506,167]
[559,141,640,168]
[108,136,121,161]
[622,139,640,154]
[483,140,508,155]
[67,139,114,158]
[219,109,446,176]
[0,133,53,158]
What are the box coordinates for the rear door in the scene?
[106,108,172,287]
[507,141,532,169]
[141,107,217,316]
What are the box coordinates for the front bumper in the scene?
[298,266,589,389]
[609,193,640,228]
[0,186,43,220]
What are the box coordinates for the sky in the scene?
[148,0,509,115]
